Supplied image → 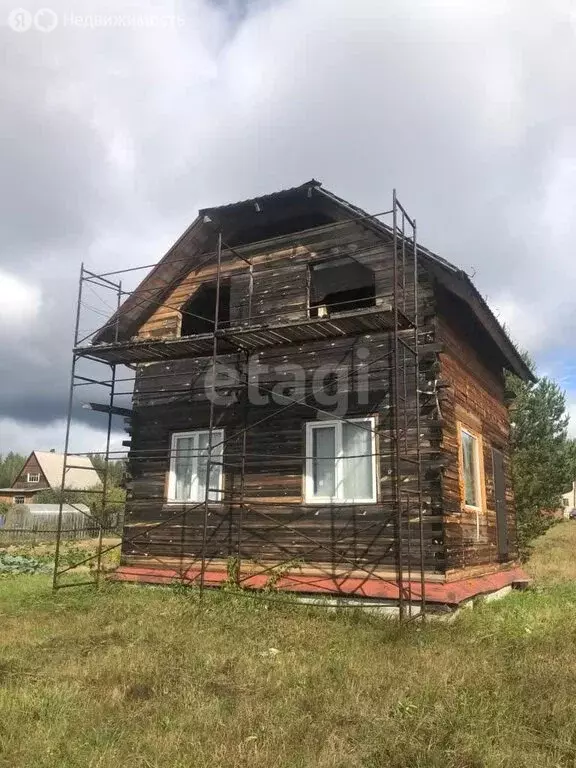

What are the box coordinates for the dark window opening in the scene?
[309,257,375,318]
[180,281,230,336]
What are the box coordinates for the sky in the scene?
[0,0,575,456]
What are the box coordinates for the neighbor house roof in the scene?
[91,180,534,382]
[0,488,35,494]
[33,452,102,490]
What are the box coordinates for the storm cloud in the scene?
[1,0,575,454]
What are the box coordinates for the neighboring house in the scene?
[84,180,534,609]
[0,451,101,505]
[0,488,36,505]
[560,481,576,517]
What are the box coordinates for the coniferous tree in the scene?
[0,453,27,487]
[507,365,573,552]
[86,454,126,487]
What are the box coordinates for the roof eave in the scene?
[89,181,537,384]
[460,273,536,383]
[317,187,535,383]
[92,214,207,345]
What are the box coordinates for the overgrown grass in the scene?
[0,537,121,572]
[1,525,576,767]
[524,519,576,585]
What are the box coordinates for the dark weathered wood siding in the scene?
[122,221,445,578]
[137,219,419,340]
[123,336,444,575]
[11,455,49,491]
[121,217,519,583]
[436,290,518,574]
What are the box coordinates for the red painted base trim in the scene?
[111,565,530,605]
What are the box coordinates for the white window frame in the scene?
[27,473,40,483]
[460,427,483,512]
[167,429,224,503]
[305,417,377,504]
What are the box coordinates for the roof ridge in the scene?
[88,179,533,381]
[199,179,323,214]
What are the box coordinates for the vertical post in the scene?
[247,263,254,327]
[53,262,84,590]
[114,280,122,344]
[392,191,405,620]
[406,492,412,618]
[95,280,121,586]
[401,211,406,313]
[200,231,223,600]
[95,362,116,586]
[402,345,408,454]
[413,220,426,619]
[235,350,250,584]
[402,210,410,616]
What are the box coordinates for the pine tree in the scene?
[86,454,126,487]
[0,453,27,487]
[507,368,573,553]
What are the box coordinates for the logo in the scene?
[34,7,58,32]
[7,7,58,32]
[7,7,32,31]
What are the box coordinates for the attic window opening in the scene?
[180,281,231,337]
[309,257,375,318]
[27,473,40,483]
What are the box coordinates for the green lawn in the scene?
[1,526,576,767]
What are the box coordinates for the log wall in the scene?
[123,329,445,577]
[122,221,445,579]
[136,221,416,340]
[436,290,518,573]
[121,219,519,586]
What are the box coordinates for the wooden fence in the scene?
[0,511,123,544]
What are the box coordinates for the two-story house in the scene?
[85,181,533,612]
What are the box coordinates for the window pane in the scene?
[210,434,223,501]
[312,427,336,498]
[461,430,478,507]
[196,433,208,501]
[196,432,223,501]
[342,421,373,500]
[174,437,195,501]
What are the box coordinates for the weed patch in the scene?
[0,526,575,766]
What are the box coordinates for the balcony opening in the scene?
[180,281,230,336]
[309,257,375,318]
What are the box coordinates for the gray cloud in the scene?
[1,0,575,452]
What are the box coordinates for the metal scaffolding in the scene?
[53,191,428,619]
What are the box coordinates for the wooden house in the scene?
[0,451,101,505]
[87,181,533,612]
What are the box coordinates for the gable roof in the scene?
[31,452,102,490]
[92,180,534,382]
